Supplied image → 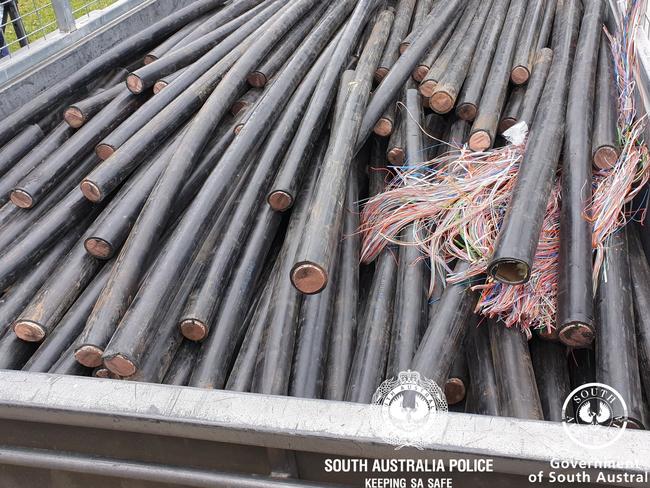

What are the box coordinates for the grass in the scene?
[2,0,117,52]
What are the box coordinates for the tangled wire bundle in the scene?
[360,0,650,334]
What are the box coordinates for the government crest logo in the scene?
[562,383,629,449]
[371,370,448,450]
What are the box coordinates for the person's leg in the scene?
[0,4,11,57]
[7,0,28,47]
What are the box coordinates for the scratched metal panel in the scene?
[0,372,648,487]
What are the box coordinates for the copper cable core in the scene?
[95,144,115,161]
[444,378,466,405]
[80,180,103,202]
[430,92,455,114]
[558,323,595,348]
[94,367,120,379]
[13,321,45,342]
[74,345,105,368]
[387,148,405,165]
[268,191,293,212]
[153,81,168,94]
[180,319,208,341]
[469,130,492,152]
[85,238,113,259]
[498,118,517,134]
[413,66,429,83]
[10,189,33,209]
[247,72,267,88]
[419,80,437,98]
[126,75,144,94]
[231,101,247,116]
[373,118,393,137]
[291,263,327,294]
[593,146,619,169]
[104,354,137,377]
[63,107,85,128]
[375,67,389,83]
[456,103,477,122]
[511,66,530,85]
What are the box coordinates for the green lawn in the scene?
[3,0,117,51]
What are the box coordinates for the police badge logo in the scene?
[562,383,629,449]
[371,370,448,450]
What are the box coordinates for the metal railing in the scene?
[0,0,117,56]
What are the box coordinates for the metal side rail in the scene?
[0,0,195,117]
[0,446,343,488]
[0,371,647,487]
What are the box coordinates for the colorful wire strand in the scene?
[359,0,650,333]
[591,0,650,283]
